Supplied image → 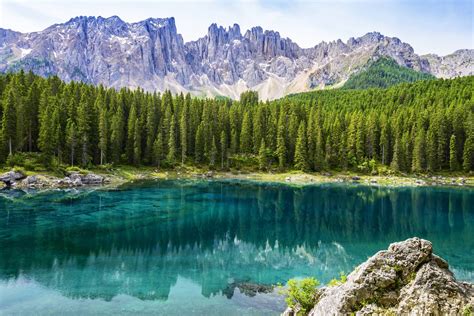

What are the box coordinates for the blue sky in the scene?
[1,0,472,55]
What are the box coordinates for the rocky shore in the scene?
[0,168,472,192]
[0,169,107,190]
[283,237,473,315]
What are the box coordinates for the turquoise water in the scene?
[0,180,473,315]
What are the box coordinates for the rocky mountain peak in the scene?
[0,16,472,100]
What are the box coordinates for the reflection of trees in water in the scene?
[0,181,472,300]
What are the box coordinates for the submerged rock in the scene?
[285,237,473,315]
[224,281,274,299]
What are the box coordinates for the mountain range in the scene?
[0,16,472,100]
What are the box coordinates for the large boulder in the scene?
[284,238,473,315]
[0,170,26,183]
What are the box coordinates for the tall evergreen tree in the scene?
[167,118,177,165]
[240,112,252,154]
[66,118,77,166]
[276,124,286,169]
[412,127,426,172]
[180,108,187,165]
[294,122,308,171]
[195,122,205,163]
[77,91,94,166]
[220,130,227,170]
[1,87,17,157]
[98,99,108,164]
[153,132,164,168]
[449,134,459,171]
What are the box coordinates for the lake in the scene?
[0,180,473,315]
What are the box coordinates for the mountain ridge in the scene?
[1,16,472,100]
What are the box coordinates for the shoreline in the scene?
[2,166,472,193]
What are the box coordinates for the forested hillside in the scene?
[0,71,473,173]
[342,57,435,90]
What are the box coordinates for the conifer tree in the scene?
[276,124,286,169]
[126,103,138,163]
[462,113,474,172]
[153,132,164,168]
[1,87,17,157]
[426,126,438,171]
[240,112,252,154]
[145,96,158,163]
[167,118,176,165]
[110,103,125,164]
[133,118,142,165]
[209,136,217,168]
[412,127,426,172]
[258,138,269,171]
[391,136,402,172]
[24,82,40,152]
[449,134,459,171]
[180,108,187,165]
[66,118,77,166]
[77,91,94,166]
[195,122,205,163]
[294,122,308,171]
[98,100,108,165]
[220,130,227,169]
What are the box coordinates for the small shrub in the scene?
[6,154,25,167]
[463,304,472,316]
[328,272,347,287]
[280,277,320,315]
[65,166,88,175]
[12,166,26,175]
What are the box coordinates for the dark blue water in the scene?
[0,180,473,315]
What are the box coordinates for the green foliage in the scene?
[0,71,472,174]
[343,57,434,90]
[327,272,347,287]
[294,122,309,171]
[281,278,320,315]
[462,304,473,316]
[240,90,259,106]
[5,152,47,171]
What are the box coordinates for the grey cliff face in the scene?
[0,17,472,100]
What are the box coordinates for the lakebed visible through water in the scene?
[0,180,473,315]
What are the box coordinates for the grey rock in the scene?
[57,177,73,187]
[81,173,104,185]
[68,172,83,182]
[300,237,474,316]
[67,172,103,185]
[24,175,38,184]
[0,170,26,186]
[72,178,83,186]
[1,17,472,100]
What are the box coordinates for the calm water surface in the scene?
[0,180,473,315]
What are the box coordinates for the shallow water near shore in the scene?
[0,180,473,315]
